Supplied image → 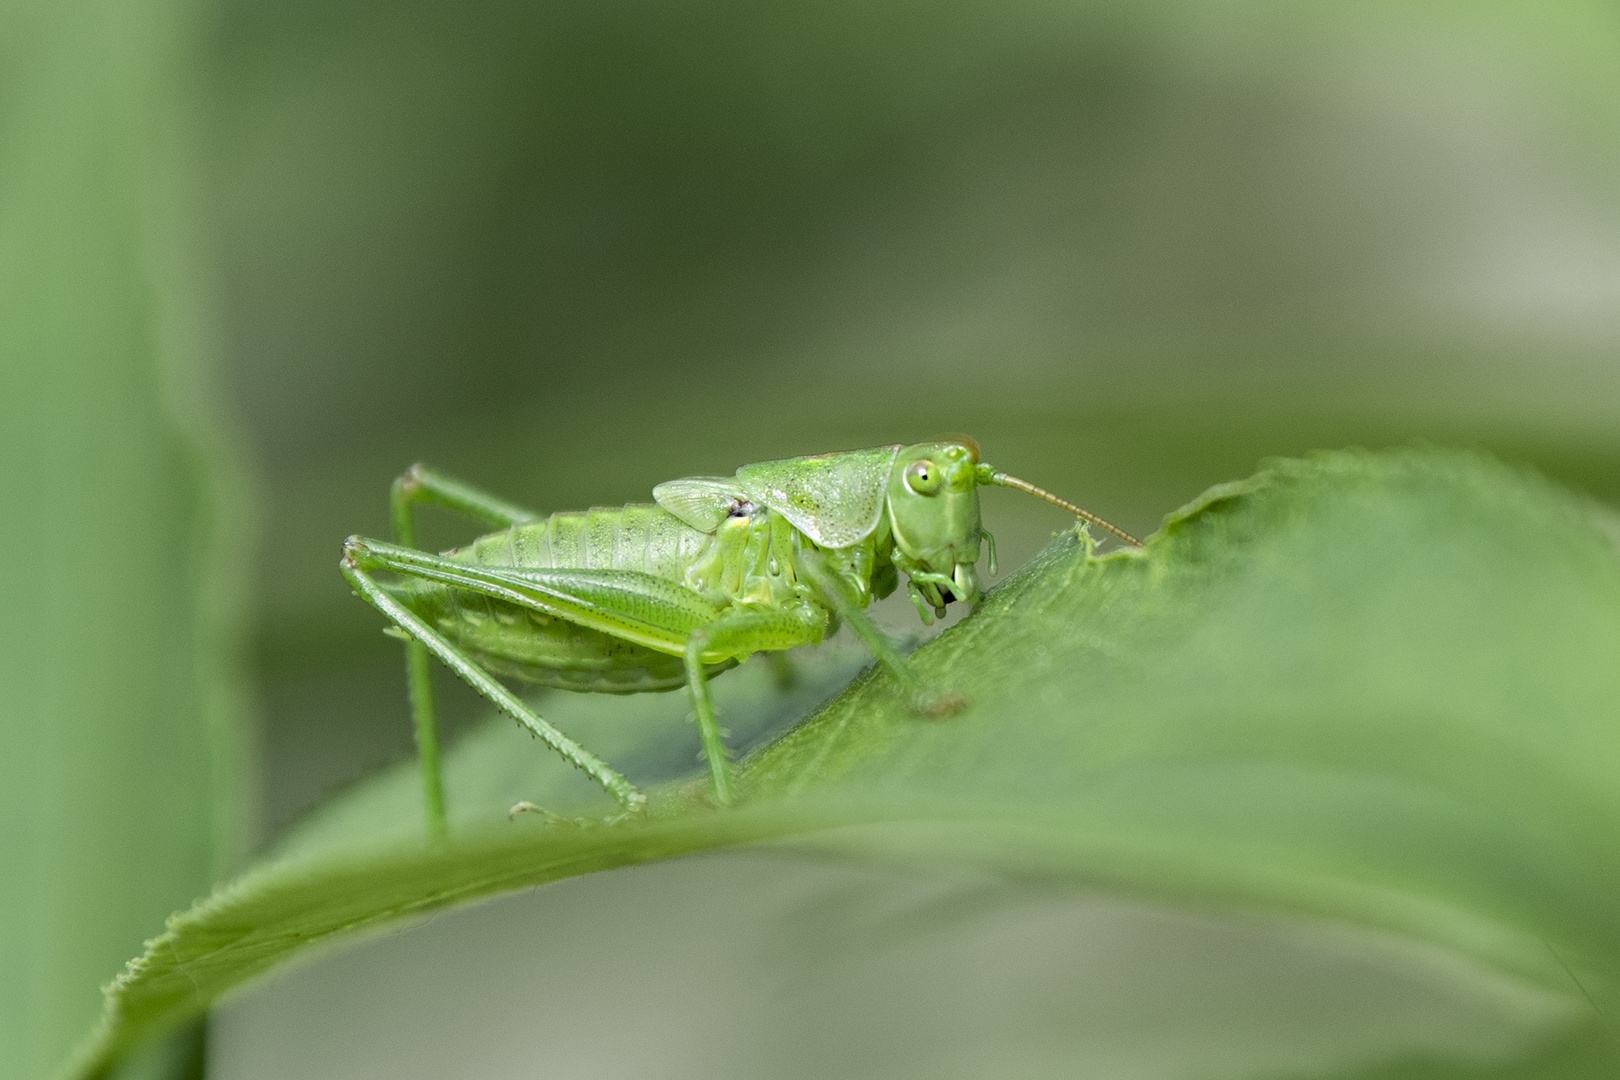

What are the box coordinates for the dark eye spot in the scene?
[905,459,943,495]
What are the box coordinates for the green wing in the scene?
[652,476,749,532]
[736,445,900,548]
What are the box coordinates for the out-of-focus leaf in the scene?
[66,450,1620,1077]
[270,640,874,858]
[0,0,247,1078]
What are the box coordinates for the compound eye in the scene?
[905,459,943,496]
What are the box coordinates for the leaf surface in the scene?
[67,450,1620,1078]
[0,0,246,1078]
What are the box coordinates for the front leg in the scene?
[796,550,962,718]
[795,550,920,697]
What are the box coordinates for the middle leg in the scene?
[681,606,829,805]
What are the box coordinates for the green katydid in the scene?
[340,439,1140,836]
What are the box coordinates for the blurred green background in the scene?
[7,0,1620,1077]
[223,0,1620,837]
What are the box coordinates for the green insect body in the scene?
[341,440,1139,836]
[406,504,760,694]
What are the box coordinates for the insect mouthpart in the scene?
[953,561,979,602]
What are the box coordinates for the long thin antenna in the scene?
[982,468,1144,548]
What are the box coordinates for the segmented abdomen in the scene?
[403,505,729,692]
[452,503,712,581]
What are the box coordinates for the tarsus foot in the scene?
[915,690,966,718]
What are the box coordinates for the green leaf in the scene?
[0,0,247,1078]
[67,449,1620,1077]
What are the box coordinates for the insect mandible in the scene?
[340,439,1141,836]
